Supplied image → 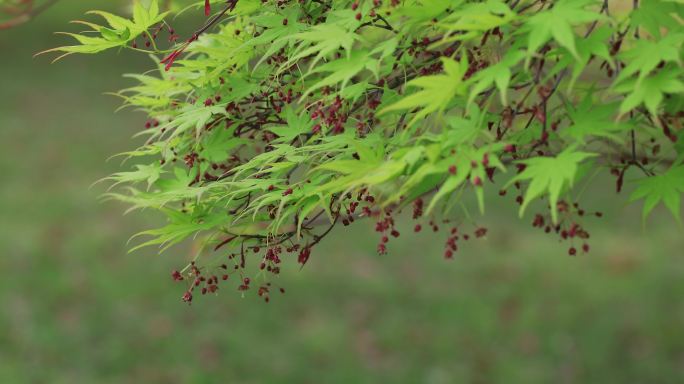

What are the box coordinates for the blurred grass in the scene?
[0,1,683,383]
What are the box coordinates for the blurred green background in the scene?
[1,1,683,383]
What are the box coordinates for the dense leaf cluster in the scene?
[43,0,683,301]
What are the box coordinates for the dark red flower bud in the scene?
[171,270,183,281]
[298,247,311,265]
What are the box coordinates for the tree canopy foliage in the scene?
[35,0,684,302]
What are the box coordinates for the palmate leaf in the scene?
[442,103,490,146]
[467,49,525,106]
[562,93,630,143]
[117,70,192,112]
[425,144,506,215]
[100,163,165,191]
[155,167,195,192]
[614,66,684,116]
[523,0,602,64]
[129,207,228,253]
[436,0,516,43]
[200,126,248,163]
[300,39,396,98]
[550,26,613,91]
[147,103,225,141]
[283,22,361,72]
[507,149,596,223]
[614,33,684,86]
[38,0,168,61]
[384,147,439,205]
[250,8,308,70]
[630,164,684,223]
[267,106,314,144]
[629,0,684,39]
[379,57,468,126]
[302,50,378,97]
[309,163,405,199]
[39,33,124,59]
[391,0,452,27]
[181,21,254,79]
[311,139,407,197]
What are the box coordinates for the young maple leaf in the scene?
[523,0,602,65]
[614,66,684,117]
[614,33,684,85]
[507,149,596,224]
[630,164,684,224]
[379,57,468,126]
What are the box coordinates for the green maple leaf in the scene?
[130,207,228,253]
[284,23,361,71]
[425,143,506,215]
[507,148,596,223]
[443,103,490,146]
[302,50,378,97]
[156,167,195,192]
[250,8,308,70]
[151,103,224,140]
[393,0,451,26]
[268,106,314,144]
[379,57,468,126]
[630,0,684,39]
[614,66,684,116]
[200,127,248,163]
[614,33,684,85]
[100,163,165,191]
[562,93,630,143]
[630,164,684,223]
[467,50,525,106]
[436,0,515,43]
[38,0,167,61]
[524,0,602,64]
[550,26,613,91]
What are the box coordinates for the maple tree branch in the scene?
[0,0,58,30]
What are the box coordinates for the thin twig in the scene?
[0,0,59,30]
